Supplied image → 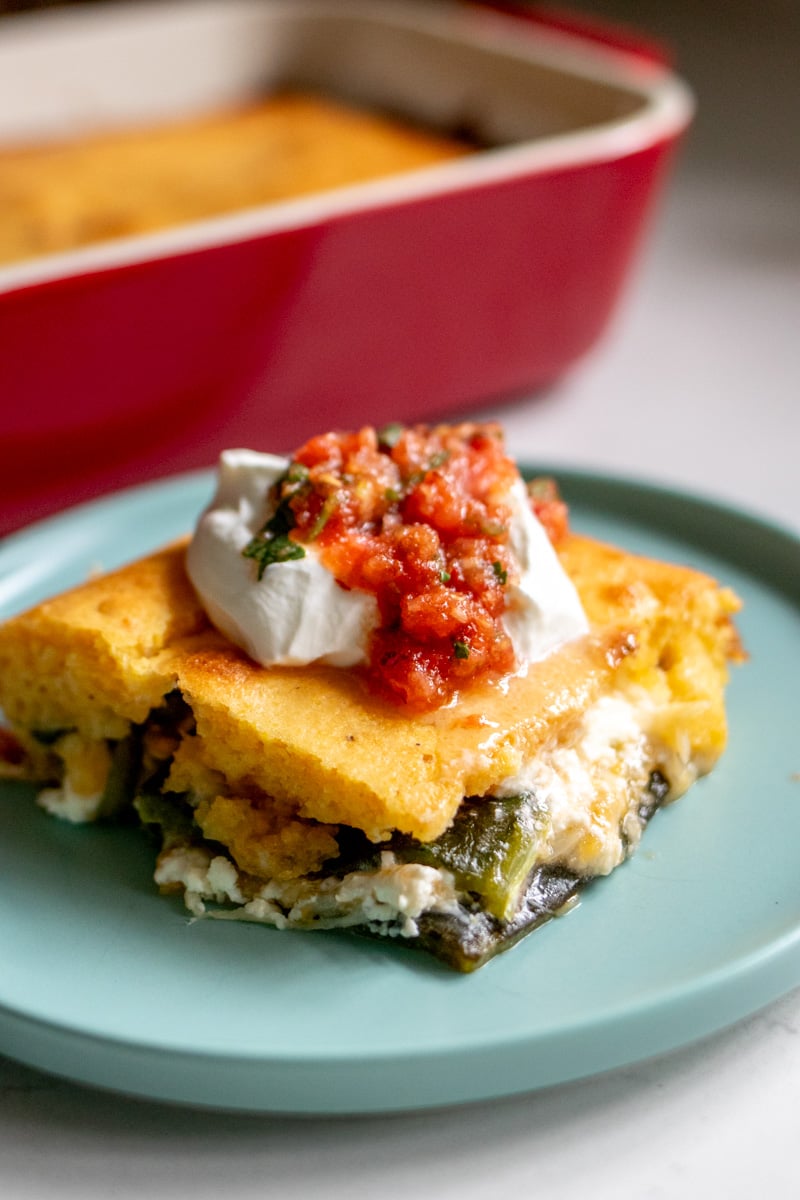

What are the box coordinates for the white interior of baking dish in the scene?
[0,0,694,292]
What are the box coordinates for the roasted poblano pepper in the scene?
[408,769,672,972]
[97,730,143,818]
[394,792,549,922]
[134,789,197,848]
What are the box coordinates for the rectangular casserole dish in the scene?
[0,0,693,534]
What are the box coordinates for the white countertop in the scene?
[1,2,798,1197]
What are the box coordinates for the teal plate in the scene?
[0,469,798,1114]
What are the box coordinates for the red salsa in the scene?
[250,423,569,711]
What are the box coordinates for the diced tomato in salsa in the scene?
[273,423,569,710]
[527,476,571,545]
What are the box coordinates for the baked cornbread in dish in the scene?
[0,425,743,971]
[0,91,473,266]
[0,2,695,540]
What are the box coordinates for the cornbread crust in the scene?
[0,534,741,843]
[0,92,473,266]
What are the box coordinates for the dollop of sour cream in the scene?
[503,477,589,661]
[187,450,379,668]
[187,449,588,671]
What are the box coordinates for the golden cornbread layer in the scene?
[0,535,742,843]
[0,92,473,266]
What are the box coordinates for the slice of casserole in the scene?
[0,425,743,971]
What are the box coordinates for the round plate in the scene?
[0,468,798,1114]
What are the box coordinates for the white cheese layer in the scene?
[187,449,587,670]
[37,778,106,824]
[157,845,460,938]
[493,694,653,877]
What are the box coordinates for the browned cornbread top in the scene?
[0,92,473,266]
[0,535,741,842]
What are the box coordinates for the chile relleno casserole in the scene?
[0,425,743,970]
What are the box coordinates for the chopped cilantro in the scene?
[378,422,405,450]
[492,561,508,585]
[242,533,305,579]
[307,492,340,541]
[284,461,310,490]
[405,452,451,492]
[453,640,471,659]
[241,461,313,578]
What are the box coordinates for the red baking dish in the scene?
[0,0,693,535]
